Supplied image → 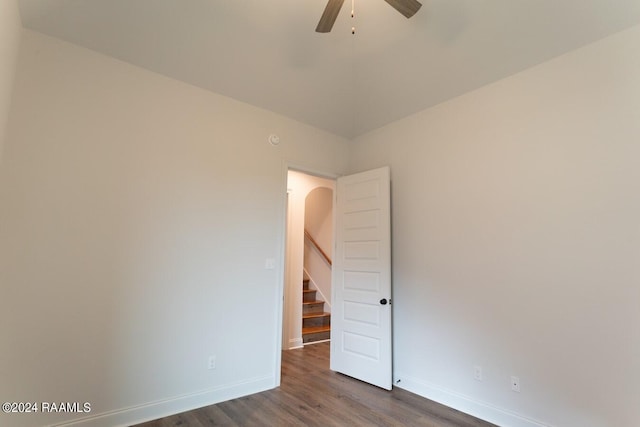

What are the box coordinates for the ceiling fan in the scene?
[316,0,422,33]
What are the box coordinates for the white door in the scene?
[330,166,392,390]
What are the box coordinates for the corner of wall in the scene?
[0,0,22,161]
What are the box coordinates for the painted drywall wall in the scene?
[0,30,349,427]
[305,187,333,259]
[0,0,21,159]
[284,171,335,349]
[348,24,640,427]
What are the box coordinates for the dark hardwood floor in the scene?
[135,342,496,426]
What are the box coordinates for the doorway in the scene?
[278,165,393,391]
[283,170,335,350]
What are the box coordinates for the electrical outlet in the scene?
[208,355,216,370]
[511,376,520,392]
[474,365,483,381]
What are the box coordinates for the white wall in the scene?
[284,171,335,349]
[305,187,333,258]
[348,24,640,427]
[0,0,21,159]
[0,30,349,427]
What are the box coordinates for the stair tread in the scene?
[302,300,324,305]
[303,289,316,293]
[303,312,331,319]
[302,325,331,334]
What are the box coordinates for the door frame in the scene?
[274,161,339,386]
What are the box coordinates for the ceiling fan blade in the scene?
[383,0,422,18]
[316,0,345,33]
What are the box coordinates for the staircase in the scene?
[302,278,331,344]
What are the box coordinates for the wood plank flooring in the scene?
[135,342,496,427]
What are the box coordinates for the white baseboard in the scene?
[394,373,552,427]
[287,337,303,349]
[52,375,275,427]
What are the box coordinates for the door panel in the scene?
[330,166,392,390]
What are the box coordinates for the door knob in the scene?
[380,298,388,305]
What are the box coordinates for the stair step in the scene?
[303,279,310,290]
[302,311,331,319]
[302,325,331,334]
[303,289,317,302]
[303,312,331,328]
[302,325,331,343]
[302,300,325,314]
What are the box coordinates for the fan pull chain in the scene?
[351,0,355,34]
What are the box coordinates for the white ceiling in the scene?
[17,0,640,138]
